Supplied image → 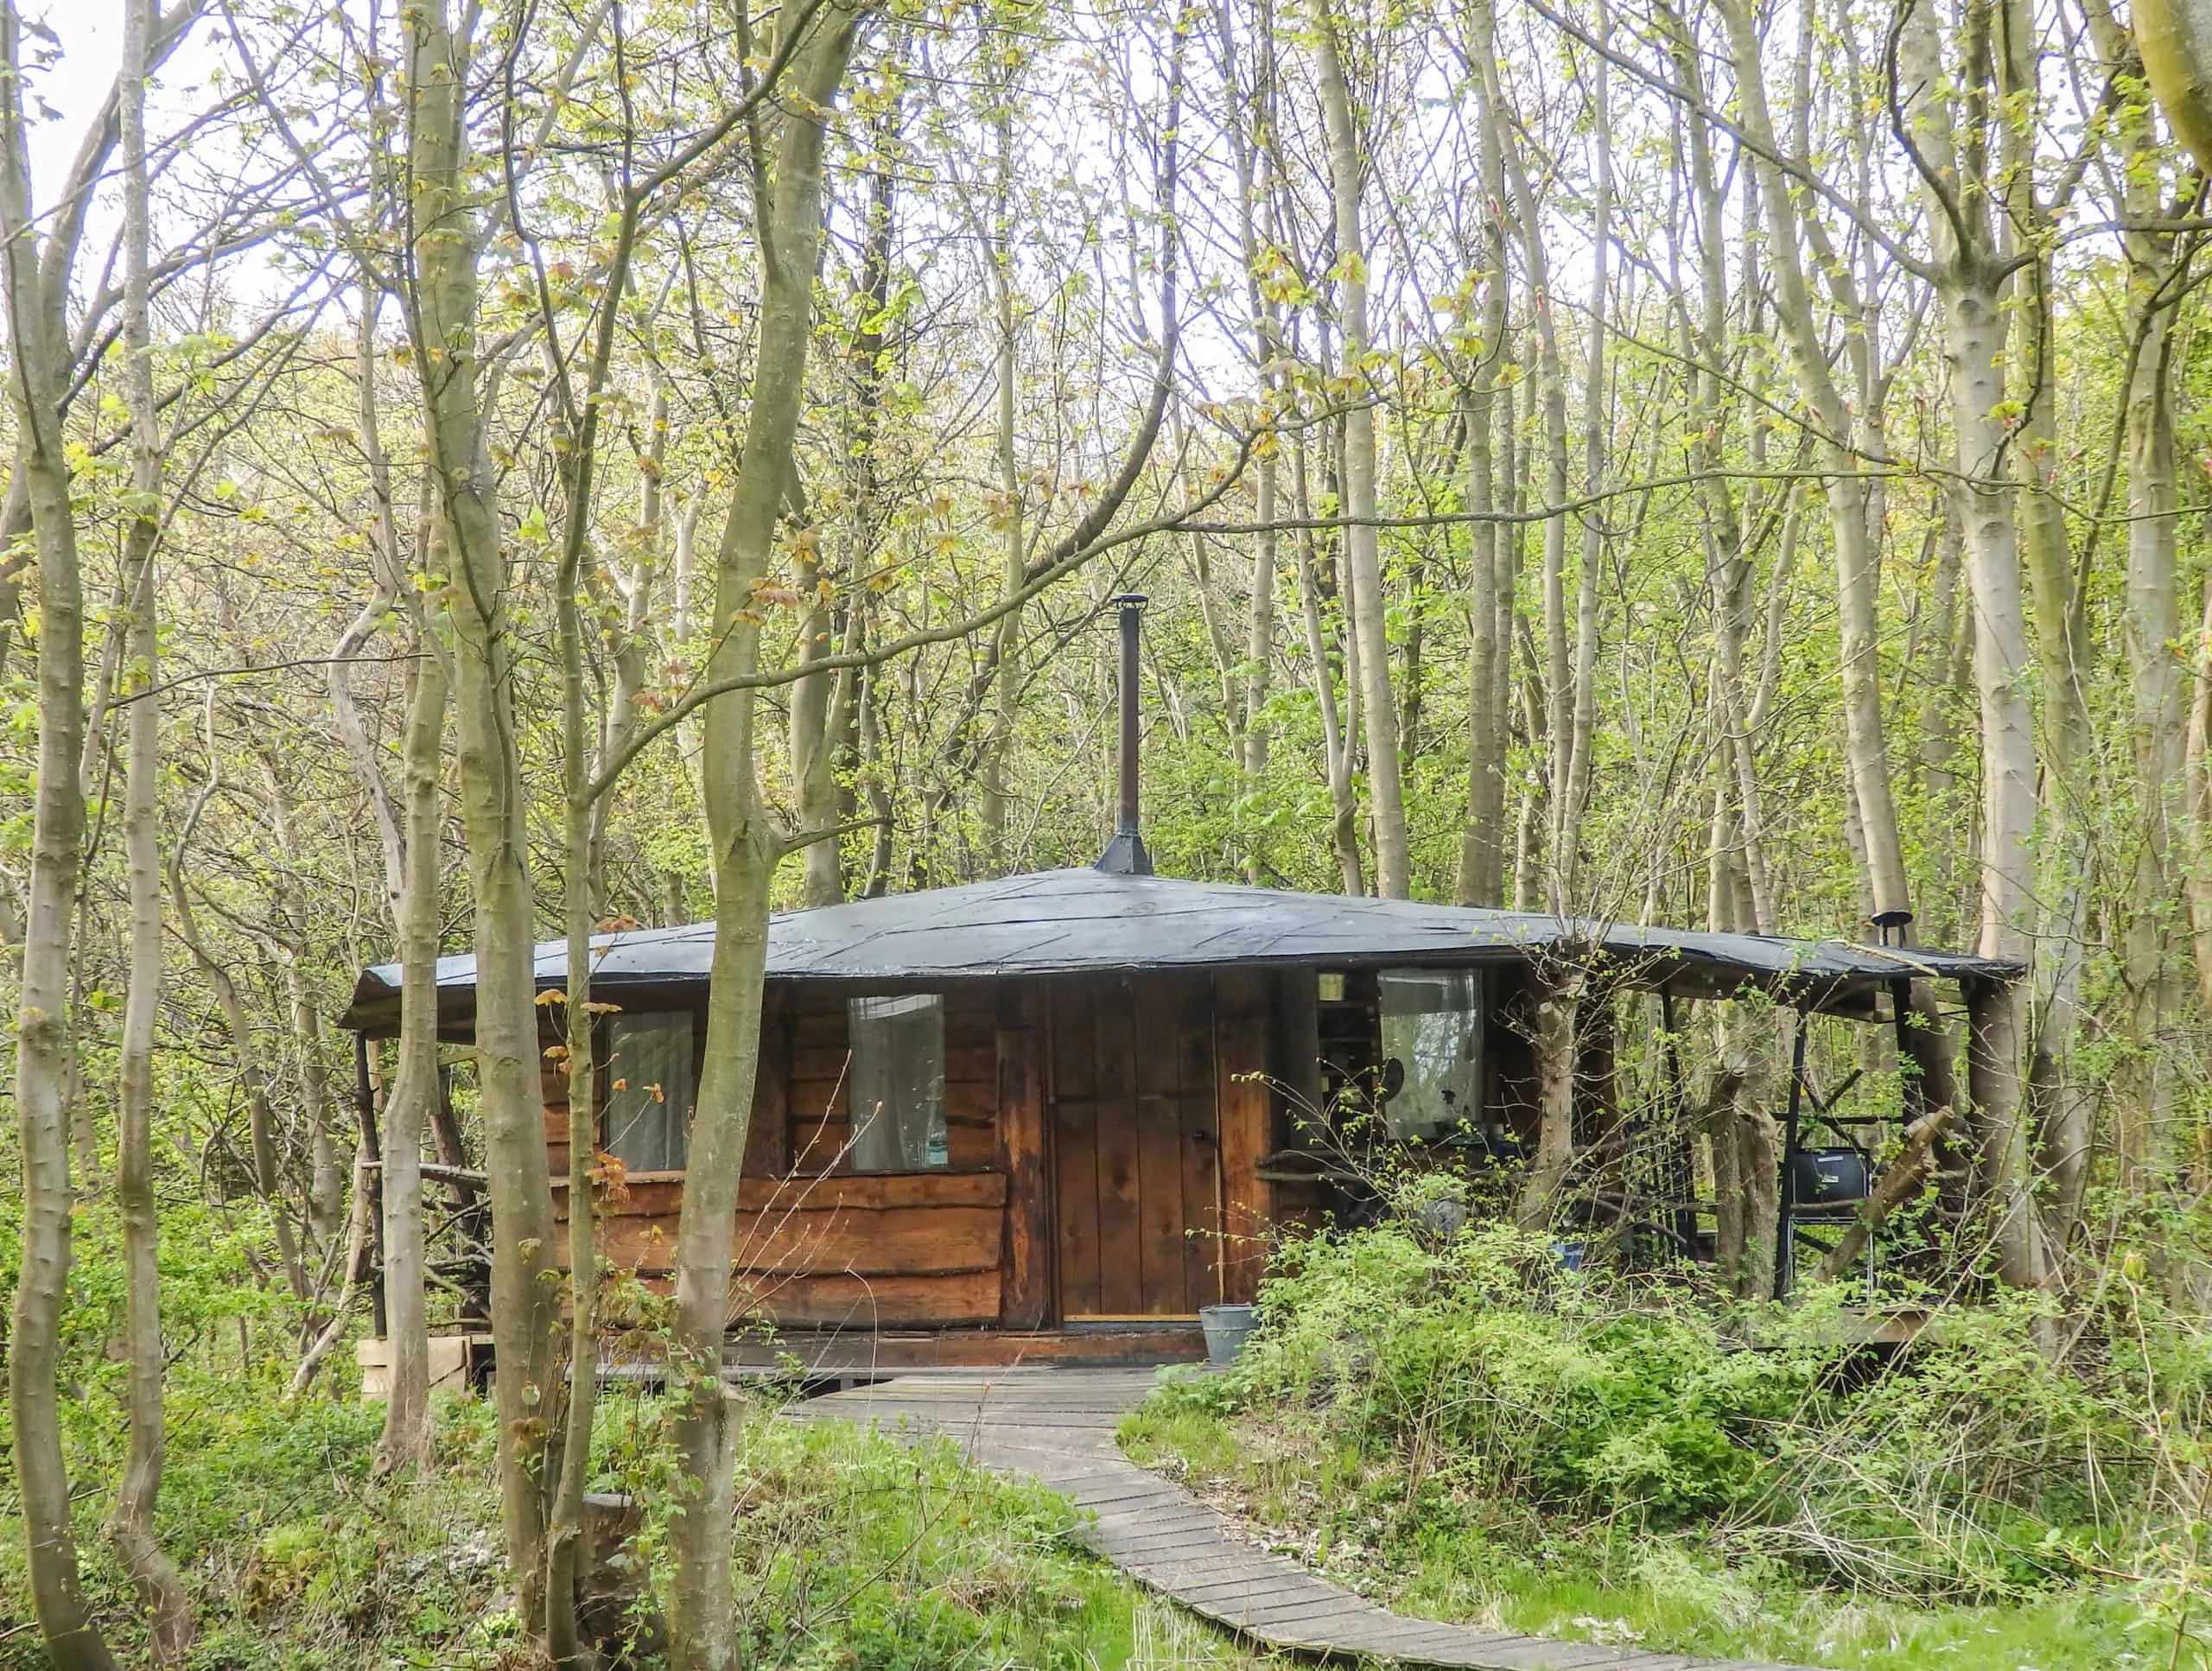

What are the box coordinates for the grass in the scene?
[1119,1382,2194,1671]
[2,1379,1295,1671]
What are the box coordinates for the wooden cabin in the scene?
[340,598,2022,1369]
[341,865,2018,1369]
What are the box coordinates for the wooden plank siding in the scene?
[1048,980,1103,1318]
[1049,973,1226,1319]
[995,982,1051,1329]
[1213,970,1274,1306]
[540,969,1286,1336]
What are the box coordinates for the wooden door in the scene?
[1048,973,1223,1320]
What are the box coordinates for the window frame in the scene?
[845,990,950,1173]
[1375,967,1488,1141]
[595,1007,702,1177]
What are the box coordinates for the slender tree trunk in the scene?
[1487,48,1571,906]
[2012,1,2099,1247]
[595,371,674,908]
[1294,427,1363,893]
[1,3,117,1657]
[672,13,860,1663]
[111,437,193,1668]
[1455,0,1510,908]
[106,6,192,1640]
[1899,0,2044,1290]
[789,516,844,903]
[2186,567,2212,1010]
[549,557,601,1671]
[1307,0,1408,896]
[378,644,447,1477]
[1228,0,1282,817]
[1665,0,1772,932]
[1716,0,1911,924]
[2117,274,2187,1185]
[977,87,1022,868]
[1918,496,1965,941]
[400,0,563,1625]
[1554,6,1611,908]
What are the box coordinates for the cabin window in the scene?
[603,1012,695,1172]
[1377,969,1484,1140]
[849,994,948,1171]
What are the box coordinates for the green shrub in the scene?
[1199,1220,2209,1604]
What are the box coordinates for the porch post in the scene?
[1659,990,1698,1255]
[353,1030,388,1338]
[1771,1010,1808,1301]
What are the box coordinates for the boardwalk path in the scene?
[789,1366,1812,1671]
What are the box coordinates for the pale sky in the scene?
[22,0,228,204]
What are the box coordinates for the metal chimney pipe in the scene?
[1094,593,1154,875]
[1116,594,1145,837]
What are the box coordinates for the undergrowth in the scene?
[2,1203,1285,1668]
[2,1371,1285,1670]
[1122,1219,2212,1671]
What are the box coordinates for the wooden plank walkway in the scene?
[787,1366,1816,1671]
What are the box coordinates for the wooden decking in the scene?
[790,1367,1815,1671]
[722,1322,1206,1375]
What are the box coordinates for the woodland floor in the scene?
[1,1370,2196,1670]
[0,1388,1300,1671]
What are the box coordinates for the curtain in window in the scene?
[604,1012,696,1172]
[1377,970,1484,1140]
[849,994,948,1171]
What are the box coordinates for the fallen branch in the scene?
[1815,1102,1959,1279]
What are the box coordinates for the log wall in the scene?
[542,984,1017,1331]
[537,968,1423,1333]
[552,1172,1009,1327]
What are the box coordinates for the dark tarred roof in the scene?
[340,867,2018,1033]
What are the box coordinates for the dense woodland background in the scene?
[3,0,2212,1661]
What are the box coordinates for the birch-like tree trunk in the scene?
[1715,0,1911,924]
[1554,8,1611,908]
[2085,8,2194,1185]
[1899,0,2044,1291]
[108,2,193,1645]
[1294,427,1364,894]
[2185,575,2212,1011]
[397,0,563,1625]
[672,10,860,1661]
[2013,0,2113,1242]
[1487,43,1572,907]
[837,101,899,897]
[377,642,447,1477]
[3,2,120,1656]
[1307,0,1409,896]
[977,80,1023,868]
[1225,3,1283,811]
[1453,0,1510,908]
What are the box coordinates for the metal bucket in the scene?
[1199,1303,1260,1366]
